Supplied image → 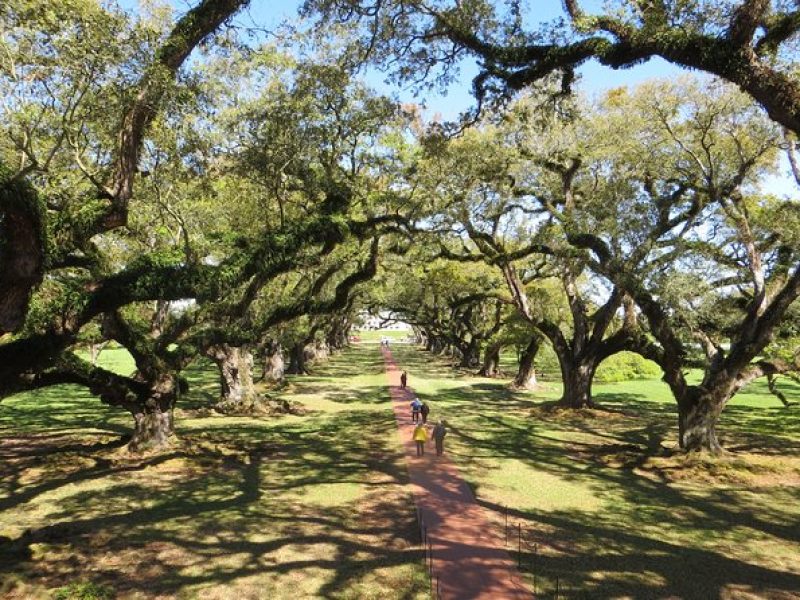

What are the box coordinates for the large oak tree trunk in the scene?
[0,171,45,333]
[130,402,174,452]
[327,319,350,350]
[128,377,177,452]
[287,342,310,375]
[479,344,502,377]
[558,355,597,409]
[207,344,261,413]
[677,387,725,453]
[312,341,329,361]
[458,339,480,367]
[511,337,540,390]
[262,343,285,384]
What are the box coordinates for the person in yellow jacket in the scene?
[412,422,428,456]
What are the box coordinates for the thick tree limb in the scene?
[107,0,249,223]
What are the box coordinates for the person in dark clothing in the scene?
[420,402,430,424]
[432,420,447,456]
[400,371,407,389]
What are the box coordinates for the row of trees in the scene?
[377,80,799,452]
[1,0,798,454]
[0,0,415,449]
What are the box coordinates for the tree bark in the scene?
[429,337,444,354]
[312,340,330,361]
[479,343,502,377]
[677,387,726,453]
[206,344,259,412]
[0,170,45,333]
[511,337,540,390]
[326,317,350,350]
[261,342,285,384]
[459,338,481,368]
[127,377,177,452]
[287,342,310,375]
[130,402,174,452]
[558,355,597,409]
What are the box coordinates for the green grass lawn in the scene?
[352,329,412,342]
[392,344,800,599]
[3,342,799,599]
[0,346,427,600]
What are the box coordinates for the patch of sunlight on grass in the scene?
[337,564,429,600]
[482,459,604,512]
[289,482,365,507]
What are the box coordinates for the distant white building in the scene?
[358,311,411,331]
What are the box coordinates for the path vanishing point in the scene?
[382,345,531,599]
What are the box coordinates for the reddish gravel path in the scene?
[382,346,531,599]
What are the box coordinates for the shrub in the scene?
[595,352,661,383]
[53,581,114,600]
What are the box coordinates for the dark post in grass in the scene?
[427,538,433,597]
[504,505,508,545]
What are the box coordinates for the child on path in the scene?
[420,402,430,424]
[400,370,407,389]
[410,397,422,423]
[413,422,428,456]
[432,420,447,456]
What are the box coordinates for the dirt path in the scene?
[381,346,531,599]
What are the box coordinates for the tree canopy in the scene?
[1,0,798,454]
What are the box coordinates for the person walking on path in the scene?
[432,420,447,456]
[410,397,422,423]
[420,401,430,424]
[400,370,407,389]
[413,422,428,456]
[382,348,531,598]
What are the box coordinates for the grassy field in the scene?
[0,346,427,600]
[3,341,799,599]
[391,344,800,599]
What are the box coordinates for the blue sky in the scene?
[119,0,796,197]
[229,0,687,118]
[124,0,686,118]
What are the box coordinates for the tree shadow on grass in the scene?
[391,345,800,598]
[0,365,426,599]
[479,496,800,599]
[455,411,800,596]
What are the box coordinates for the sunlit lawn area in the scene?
[3,340,800,599]
[391,344,800,599]
[0,345,426,600]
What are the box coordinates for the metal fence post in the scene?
[417,507,422,543]
[504,505,508,546]
[427,539,433,598]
